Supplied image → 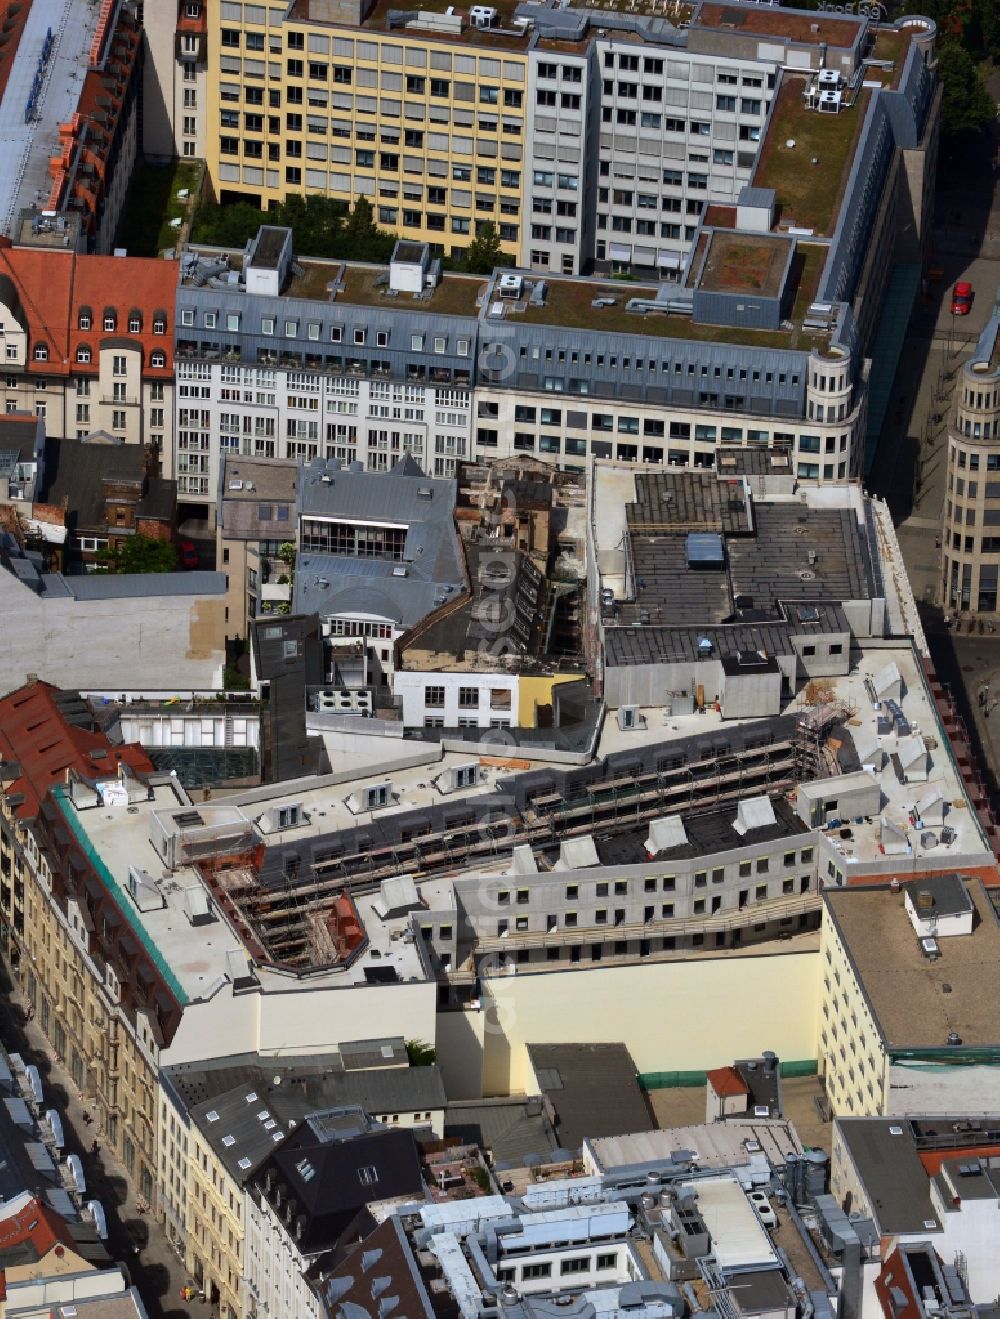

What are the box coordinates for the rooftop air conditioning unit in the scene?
[499,273,523,300]
[469,5,497,26]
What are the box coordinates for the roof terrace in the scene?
[826,878,1000,1050]
[290,0,533,49]
[693,2,865,50]
[696,231,792,298]
[753,78,870,238]
[287,262,485,318]
[496,274,823,350]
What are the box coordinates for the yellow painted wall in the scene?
[436,1005,488,1100]
[517,673,584,729]
[476,948,822,1095]
[205,5,528,259]
[818,911,887,1117]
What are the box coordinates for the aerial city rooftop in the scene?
[2,0,1000,1317]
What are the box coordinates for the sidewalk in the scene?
[0,961,198,1319]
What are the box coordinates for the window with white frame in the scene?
[33,344,47,361]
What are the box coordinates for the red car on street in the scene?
[951,281,973,316]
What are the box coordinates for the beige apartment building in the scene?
[216,454,299,639]
[143,0,210,163]
[0,238,177,470]
[941,315,1000,615]
[819,876,1000,1120]
[0,684,163,1208]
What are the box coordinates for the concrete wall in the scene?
[0,569,225,697]
[436,1005,488,1100]
[475,947,820,1095]
[450,834,819,948]
[162,977,438,1068]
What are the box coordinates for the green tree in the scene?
[191,200,267,248]
[937,42,995,140]
[464,220,503,274]
[405,1039,437,1067]
[97,536,178,574]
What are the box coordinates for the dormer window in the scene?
[76,345,92,363]
[353,328,366,346]
[152,313,166,334]
[151,350,165,368]
[33,344,48,362]
[78,308,92,330]
[128,310,142,333]
[103,308,116,332]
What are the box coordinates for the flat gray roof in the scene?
[825,879,1000,1049]
[835,1118,939,1235]
[64,571,226,600]
[527,1043,652,1154]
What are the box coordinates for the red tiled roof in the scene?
[176,0,206,35]
[0,681,152,822]
[844,864,1000,889]
[0,1195,75,1273]
[46,3,142,236]
[707,1066,749,1098]
[0,239,177,378]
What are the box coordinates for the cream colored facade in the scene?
[0,799,160,1206]
[206,3,528,262]
[816,902,887,1119]
[0,341,174,475]
[435,943,821,1099]
[474,365,863,477]
[142,1,209,162]
[157,1087,191,1260]
[185,1121,244,1319]
[940,319,1000,615]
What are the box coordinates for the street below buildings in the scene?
[868,122,1000,811]
[0,960,198,1319]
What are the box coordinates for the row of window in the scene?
[73,310,167,335]
[496,881,812,933]
[178,309,472,356]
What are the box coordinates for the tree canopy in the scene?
[405,1040,437,1066]
[936,42,995,140]
[192,195,396,263]
[97,536,178,574]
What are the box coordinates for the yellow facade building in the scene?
[207,0,529,262]
[819,876,1000,1120]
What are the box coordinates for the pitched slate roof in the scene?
[254,1121,425,1256]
